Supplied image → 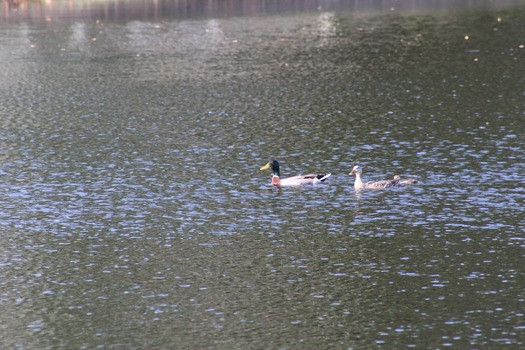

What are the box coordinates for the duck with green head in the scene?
[260,160,331,187]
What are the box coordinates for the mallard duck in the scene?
[393,175,419,186]
[260,160,331,187]
[349,165,398,190]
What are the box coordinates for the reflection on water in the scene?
[0,1,524,349]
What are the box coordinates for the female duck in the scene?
[393,175,419,186]
[260,160,331,187]
[349,165,398,190]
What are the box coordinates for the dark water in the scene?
[1,1,524,349]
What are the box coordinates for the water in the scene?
[0,1,524,349]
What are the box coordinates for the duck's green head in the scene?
[260,160,280,176]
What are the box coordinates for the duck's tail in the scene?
[317,173,331,182]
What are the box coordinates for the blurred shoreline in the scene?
[2,0,524,21]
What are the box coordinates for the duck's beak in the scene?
[260,163,271,171]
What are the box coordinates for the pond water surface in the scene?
[0,1,524,349]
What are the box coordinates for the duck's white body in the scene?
[270,174,331,187]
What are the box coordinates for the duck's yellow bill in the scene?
[260,163,271,171]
